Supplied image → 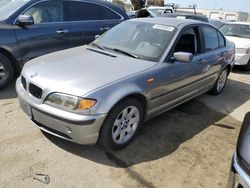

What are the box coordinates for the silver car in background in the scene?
[220,22,250,71]
[16,18,235,150]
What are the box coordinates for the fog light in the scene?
[65,127,72,134]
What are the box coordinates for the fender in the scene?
[85,78,150,115]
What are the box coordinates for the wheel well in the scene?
[0,48,20,75]
[225,64,232,75]
[114,94,148,121]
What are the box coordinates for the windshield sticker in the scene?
[153,25,175,32]
[176,16,186,19]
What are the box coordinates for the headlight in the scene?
[246,48,250,54]
[236,48,250,54]
[45,93,96,111]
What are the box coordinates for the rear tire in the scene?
[243,60,250,71]
[209,68,229,95]
[98,98,143,150]
[0,53,14,89]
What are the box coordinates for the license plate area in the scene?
[19,98,32,119]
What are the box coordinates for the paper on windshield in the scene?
[153,24,175,32]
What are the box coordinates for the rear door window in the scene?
[202,26,219,51]
[64,1,121,21]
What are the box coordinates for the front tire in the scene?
[0,53,14,89]
[99,98,143,150]
[209,68,229,95]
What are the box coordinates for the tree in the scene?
[131,0,145,10]
[147,0,164,6]
[113,0,125,6]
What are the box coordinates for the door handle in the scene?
[56,29,69,34]
[198,59,207,64]
[100,27,110,31]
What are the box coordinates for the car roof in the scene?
[226,22,250,25]
[167,13,207,18]
[130,17,205,27]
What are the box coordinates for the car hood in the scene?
[225,36,250,48]
[22,45,157,97]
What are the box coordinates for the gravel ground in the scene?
[0,69,249,188]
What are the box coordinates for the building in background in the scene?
[193,8,249,22]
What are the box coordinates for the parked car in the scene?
[228,112,250,188]
[219,22,250,71]
[126,11,137,19]
[16,18,235,150]
[162,13,209,22]
[147,6,173,16]
[0,0,129,89]
[209,18,225,28]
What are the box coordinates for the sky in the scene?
[164,0,250,13]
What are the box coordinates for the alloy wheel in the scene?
[216,69,228,92]
[0,62,6,80]
[112,106,140,144]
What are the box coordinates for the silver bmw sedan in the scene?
[16,18,235,150]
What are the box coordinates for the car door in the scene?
[149,26,208,113]
[63,0,124,47]
[14,0,71,62]
[199,25,225,87]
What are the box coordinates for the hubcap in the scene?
[217,70,227,92]
[112,106,140,144]
[0,63,5,80]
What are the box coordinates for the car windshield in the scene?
[0,0,30,21]
[219,24,250,39]
[0,0,11,7]
[93,21,176,62]
[209,20,225,28]
[147,8,164,16]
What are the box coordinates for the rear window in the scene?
[64,1,121,21]
[217,31,225,47]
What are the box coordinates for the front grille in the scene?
[21,76,27,90]
[29,83,43,99]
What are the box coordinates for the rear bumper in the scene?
[228,153,250,188]
[16,77,107,145]
[234,53,250,66]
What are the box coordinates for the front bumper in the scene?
[234,53,250,66]
[16,77,107,145]
[228,153,250,188]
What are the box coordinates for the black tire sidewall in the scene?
[215,68,228,94]
[99,98,143,150]
[0,53,13,89]
[243,60,250,71]
[209,68,228,95]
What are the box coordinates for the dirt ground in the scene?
[0,69,249,188]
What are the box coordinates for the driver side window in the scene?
[23,1,63,24]
[174,27,201,55]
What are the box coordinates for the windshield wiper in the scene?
[109,48,139,59]
[90,43,106,51]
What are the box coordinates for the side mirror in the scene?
[173,52,193,63]
[17,15,34,26]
